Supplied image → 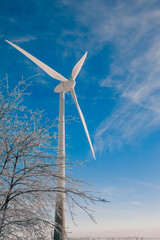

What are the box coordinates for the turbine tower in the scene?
[5,40,96,240]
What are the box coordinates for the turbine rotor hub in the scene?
[54,79,76,93]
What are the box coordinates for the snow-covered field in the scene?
[69,238,160,240]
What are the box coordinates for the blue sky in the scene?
[1,0,160,237]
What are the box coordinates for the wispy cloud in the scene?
[87,1,160,152]
[35,78,49,85]
[9,36,37,43]
[61,0,160,152]
[118,177,160,190]
[94,99,160,153]
[101,186,135,198]
[130,201,143,205]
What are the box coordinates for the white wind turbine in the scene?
[5,40,96,240]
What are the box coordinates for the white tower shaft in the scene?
[54,92,65,240]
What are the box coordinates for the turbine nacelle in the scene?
[54,79,76,93]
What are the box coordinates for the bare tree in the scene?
[0,76,59,239]
[0,76,107,240]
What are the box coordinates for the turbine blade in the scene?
[5,40,68,82]
[71,52,88,80]
[71,88,96,159]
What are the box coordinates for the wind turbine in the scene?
[5,40,96,240]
